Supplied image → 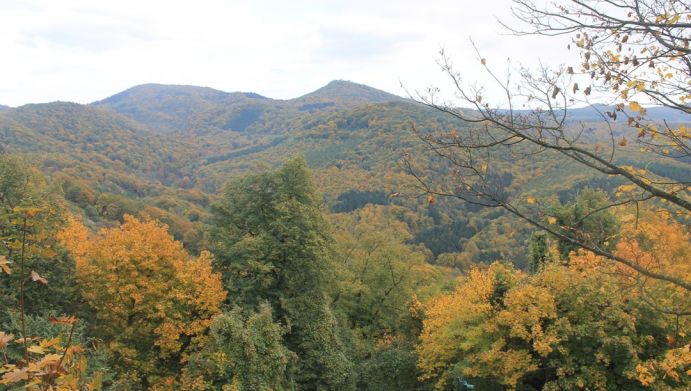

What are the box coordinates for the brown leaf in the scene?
[1,368,29,383]
[667,334,677,347]
[0,256,11,275]
[49,315,77,325]
[0,332,14,349]
[551,86,560,99]
[30,271,47,285]
[618,137,628,146]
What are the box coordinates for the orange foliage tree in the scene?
[58,215,226,388]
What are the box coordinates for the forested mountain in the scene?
[1,78,689,389]
[93,83,269,133]
[1,80,688,266]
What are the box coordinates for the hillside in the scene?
[0,101,193,177]
[1,81,688,265]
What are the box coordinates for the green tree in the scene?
[0,154,76,324]
[182,304,295,390]
[550,188,620,259]
[210,157,355,390]
[329,205,443,390]
[528,231,549,274]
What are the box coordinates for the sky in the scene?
[0,0,575,107]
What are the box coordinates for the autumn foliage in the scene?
[58,215,225,387]
[418,213,690,390]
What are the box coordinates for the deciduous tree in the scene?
[408,0,690,290]
[59,215,225,388]
[210,157,355,390]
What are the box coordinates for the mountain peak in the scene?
[93,84,269,133]
[297,80,405,104]
[95,83,232,105]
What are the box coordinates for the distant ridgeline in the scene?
[0,80,688,266]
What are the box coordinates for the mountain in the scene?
[93,83,268,133]
[2,80,688,264]
[296,80,406,105]
[0,105,9,111]
[94,81,406,135]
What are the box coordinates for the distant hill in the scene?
[0,105,9,111]
[93,83,268,133]
[296,80,406,105]
[561,104,691,123]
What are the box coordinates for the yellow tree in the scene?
[417,259,688,390]
[58,215,226,388]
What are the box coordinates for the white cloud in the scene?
[0,0,579,107]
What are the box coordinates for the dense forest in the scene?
[1,0,690,390]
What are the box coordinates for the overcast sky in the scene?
[0,0,574,107]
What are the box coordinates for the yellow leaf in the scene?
[547,217,557,224]
[27,345,45,354]
[629,101,643,112]
[527,197,536,204]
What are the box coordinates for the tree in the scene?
[181,304,295,391]
[210,157,356,390]
[58,215,225,388]
[550,187,620,258]
[0,154,98,390]
[408,0,690,290]
[528,231,549,273]
[417,260,688,390]
[0,155,72,322]
[328,205,442,389]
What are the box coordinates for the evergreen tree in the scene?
[210,157,355,390]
